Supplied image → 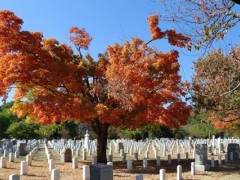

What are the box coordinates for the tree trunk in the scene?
[91,119,109,163]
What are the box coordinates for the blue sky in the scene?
[0,0,239,103]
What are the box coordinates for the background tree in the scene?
[0,101,21,138]
[0,11,191,163]
[0,101,59,139]
[191,46,240,131]
[37,124,59,139]
[6,121,41,139]
[182,109,219,138]
[156,0,240,49]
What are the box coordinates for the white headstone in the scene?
[107,162,113,166]
[160,169,165,180]
[14,151,19,158]
[26,155,32,166]
[154,149,158,158]
[9,153,14,162]
[72,157,78,169]
[177,165,182,180]
[212,135,215,147]
[145,151,148,158]
[49,159,55,171]
[48,153,52,160]
[84,130,90,150]
[83,165,90,180]
[82,151,87,160]
[20,161,28,175]
[51,169,60,180]
[4,150,8,157]
[191,162,195,175]
[0,157,6,168]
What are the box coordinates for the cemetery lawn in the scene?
[0,144,240,180]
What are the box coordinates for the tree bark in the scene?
[91,119,109,163]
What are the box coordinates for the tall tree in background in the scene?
[156,0,240,49]
[192,46,240,130]
[0,10,191,163]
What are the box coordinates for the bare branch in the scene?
[156,0,240,50]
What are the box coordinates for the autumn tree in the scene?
[156,0,240,50]
[192,46,240,131]
[0,10,191,163]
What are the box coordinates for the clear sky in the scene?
[0,0,240,103]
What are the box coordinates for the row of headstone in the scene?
[32,136,240,175]
[0,141,40,180]
[0,139,40,157]
[133,165,181,180]
[1,137,239,180]
[45,135,240,168]
[44,143,60,180]
[194,143,239,172]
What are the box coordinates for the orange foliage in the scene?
[69,27,92,50]
[0,10,191,129]
[148,15,190,47]
[106,36,191,128]
[148,15,165,39]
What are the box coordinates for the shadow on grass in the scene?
[31,164,45,167]
[27,174,47,178]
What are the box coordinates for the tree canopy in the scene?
[0,10,191,162]
[192,46,240,130]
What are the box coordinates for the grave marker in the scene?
[9,174,20,180]
[194,144,210,171]
[227,143,239,161]
[18,143,27,156]
[90,163,113,180]
[60,148,72,162]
